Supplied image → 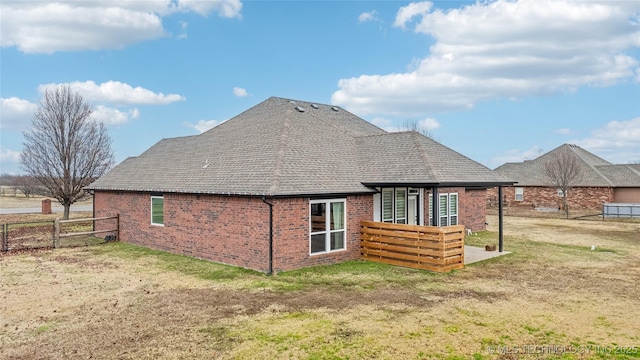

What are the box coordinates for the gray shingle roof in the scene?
[595,164,640,187]
[494,144,640,187]
[87,97,513,196]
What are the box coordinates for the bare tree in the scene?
[14,175,44,198]
[543,149,583,219]
[20,86,114,219]
[400,119,435,139]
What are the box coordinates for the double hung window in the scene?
[381,188,408,224]
[310,199,346,254]
[428,193,458,226]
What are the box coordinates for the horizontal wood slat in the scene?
[360,221,464,273]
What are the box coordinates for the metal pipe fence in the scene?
[603,203,640,218]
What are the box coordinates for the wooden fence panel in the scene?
[360,220,464,273]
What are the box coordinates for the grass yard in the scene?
[0,215,638,359]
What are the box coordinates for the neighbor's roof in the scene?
[87,97,513,196]
[596,164,640,187]
[494,144,640,187]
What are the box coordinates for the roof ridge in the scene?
[626,164,640,177]
[567,145,614,186]
[268,108,294,195]
[409,132,437,180]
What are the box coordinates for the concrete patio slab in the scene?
[464,245,511,265]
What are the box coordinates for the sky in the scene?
[1,0,639,176]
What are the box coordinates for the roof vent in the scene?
[310,104,319,109]
[331,106,339,112]
[295,106,305,113]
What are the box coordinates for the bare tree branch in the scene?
[400,119,435,139]
[20,85,114,219]
[543,148,583,219]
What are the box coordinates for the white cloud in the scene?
[178,0,242,18]
[490,145,545,168]
[0,147,21,174]
[359,11,380,23]
[177,21,188,39]
[333,0,640,116]
[574,117,640,164]
[91,106,141,126]
[419,118,440,130]
[185,119,224,133]
[0,0,242,54]
[0,147,20,163]
[393,2,433,29]
[233,87,248,97]
[0,97,37,131]
[370,117,400,132]
[39,81,185,105]
[3,82,171,130]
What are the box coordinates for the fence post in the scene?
[1,223,7,252]
[116,214,120,241]
[54,218,60,248]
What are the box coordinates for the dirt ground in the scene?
[0,214,638,359]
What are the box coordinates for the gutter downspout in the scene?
[262,196,274,275]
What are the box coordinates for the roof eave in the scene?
[86,187,378,198]
[361,181,515,188]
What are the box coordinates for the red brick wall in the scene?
[486,186,614,210]
[459,188,487,231]
[94,192,271,271]
[94,191,372,273]
[272,195,372,272]
[423,187,487,231]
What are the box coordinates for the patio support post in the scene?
[498,186,504,252]
[432,187,439,226]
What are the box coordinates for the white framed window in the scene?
[515,187,524,201]
[382,189,394,223]
[151,195,164,226]
[449,193,458,226]
[381,188,408,224]
[310,199,346,255]
[557,188,565,197]
[429,192,458,226]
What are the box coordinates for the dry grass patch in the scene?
[1,215,639,359]
[0,195,92,210]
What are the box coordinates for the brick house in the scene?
[488,144,640,210]
[87,97,513,273]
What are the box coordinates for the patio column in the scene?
[498,186,504,252]
[431,187,439,226]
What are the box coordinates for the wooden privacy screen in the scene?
[360,221,465,273]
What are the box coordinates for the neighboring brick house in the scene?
[488,144,640,210]
[87,97,513,273]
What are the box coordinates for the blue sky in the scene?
[1,0,639,175]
